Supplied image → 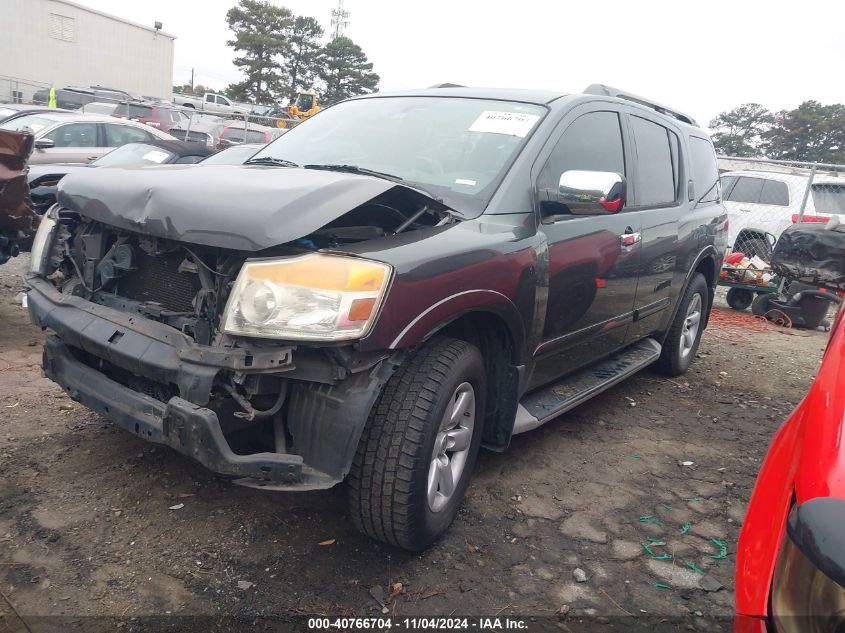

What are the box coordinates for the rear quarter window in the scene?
[758,179,789,206]
[689,136,719,203]
[725,176,765,204]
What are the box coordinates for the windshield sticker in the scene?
[143,150,170,163]
[468,111,540,137]
[455,178,477,186]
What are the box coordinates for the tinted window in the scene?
[104,123,153,147]
[726,176,765,203]
[114,103,153,119]
[689,137,720,203]
[720,175,738,198]
[539,111,625,193]
[205,94,215,103]
[45,122,98,147]
[631,116,675,206]
[759,179,789,206]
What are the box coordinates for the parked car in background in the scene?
[27,139,214,214]
[736,222,845,633]
[0,104,73,125]
[112,100,179,133]
[172,92,249,116]
[198,143,264,165]
[32,85,133,110]
[217,120,285,149]
[0,128,34,266]
[0,112,174,164]
[721,169,845,260]
[24,84,727,550]
[78,102,119,116]
[169,120,225,149]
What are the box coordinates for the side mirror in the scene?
[558,170,626,214]
[787,497,845,589]
[34,138,55,150]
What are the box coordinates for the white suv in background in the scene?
[720,169,845,259]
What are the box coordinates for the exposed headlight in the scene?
[221,253,392,341]
[772,499,845,633]
[29,209,58,276]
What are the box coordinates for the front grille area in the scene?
[117,250,201,313]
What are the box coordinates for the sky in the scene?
[73,0,845,127]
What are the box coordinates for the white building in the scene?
[0,0,175,102]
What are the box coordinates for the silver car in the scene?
[0,112,175,164]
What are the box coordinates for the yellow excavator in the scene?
[288,90,321,120]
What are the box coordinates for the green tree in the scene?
[283,16,324,101]
[709,103,773,157]
[226,0,292,103]
[317,36,380,105]
[764,101,845,164]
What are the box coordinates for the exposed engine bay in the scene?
[33,187,450,471]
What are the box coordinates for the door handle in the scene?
[620,232,641,247]
[87,155,98,162]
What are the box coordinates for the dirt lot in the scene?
[0,253,829,629]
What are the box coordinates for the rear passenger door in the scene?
[623,111,684,341]
[103,123,155,153]
[37,122,103,163]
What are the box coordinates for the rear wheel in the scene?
[347,338,485,551]
[751,293,775,316]
[654,273,709,376]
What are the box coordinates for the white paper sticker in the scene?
[468,111,540,137]
[455,178,477,186]
[143,150,170,163]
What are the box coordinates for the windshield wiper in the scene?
[244,156,299,167]
[303,163,403,182]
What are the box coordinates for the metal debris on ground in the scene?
[680,522,691,535]
[641,540,673,561]
[639,515,664,527]
[660,503,672,511]
[649,581,671,590]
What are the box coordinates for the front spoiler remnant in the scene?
[42,336,306,485]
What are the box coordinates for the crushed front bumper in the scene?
[43,335,304,484]
[26,274,392,490]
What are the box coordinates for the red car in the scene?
[112,101,179,133]
[736,227,845,632]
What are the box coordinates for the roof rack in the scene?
[584,84,698,127]
[429,83,466,88]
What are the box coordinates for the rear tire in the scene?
[347,338,485,551]
[654,273,709,376]
[751,293,775,316]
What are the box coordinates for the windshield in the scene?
[202,144,263,165]
[252,96,546,214]
[296,94,314,110]
[94,143,176,167]
[812,182,845,215]
[0,114,59,133]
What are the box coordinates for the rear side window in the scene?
[725,176,765,203]
[104,123,153,147]
[45,122,98,147]
[689,136,719,203]
[115,103,153,119]
[630,116,676,206]
[759,179,789,206]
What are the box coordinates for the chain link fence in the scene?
[0,75,51,104]
[718,156,845,324]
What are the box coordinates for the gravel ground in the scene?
[0,254,829,630]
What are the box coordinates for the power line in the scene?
[330,0,350,39]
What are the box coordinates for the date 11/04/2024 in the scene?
[307,617,528,630]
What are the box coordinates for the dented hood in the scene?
[0,129,35,232]
[57,164,408,251]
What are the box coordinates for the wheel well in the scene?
[438,312,519,450]
[694,255,717,290]
[734,230,774,249]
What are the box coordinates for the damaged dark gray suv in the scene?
[25,85,727,550]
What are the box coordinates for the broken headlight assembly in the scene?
[221,253,392,341]
[29,209,59,276]
[771,497,845,633]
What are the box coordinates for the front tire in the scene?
[654,273,709,376]
[347,338,486,551]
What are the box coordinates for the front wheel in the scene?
[347,338,486,551]
[654,273,709,376]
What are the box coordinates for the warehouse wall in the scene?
[0,0,174,101]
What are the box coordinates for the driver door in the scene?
[528,107,642,390]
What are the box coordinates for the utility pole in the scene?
[330,0,350,39]
[190,68,194,91]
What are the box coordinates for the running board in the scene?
[513,338,661,434]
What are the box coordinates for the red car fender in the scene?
[735,306,845,616]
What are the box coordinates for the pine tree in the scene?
[317,36,380,105]
[283,16,324,101]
